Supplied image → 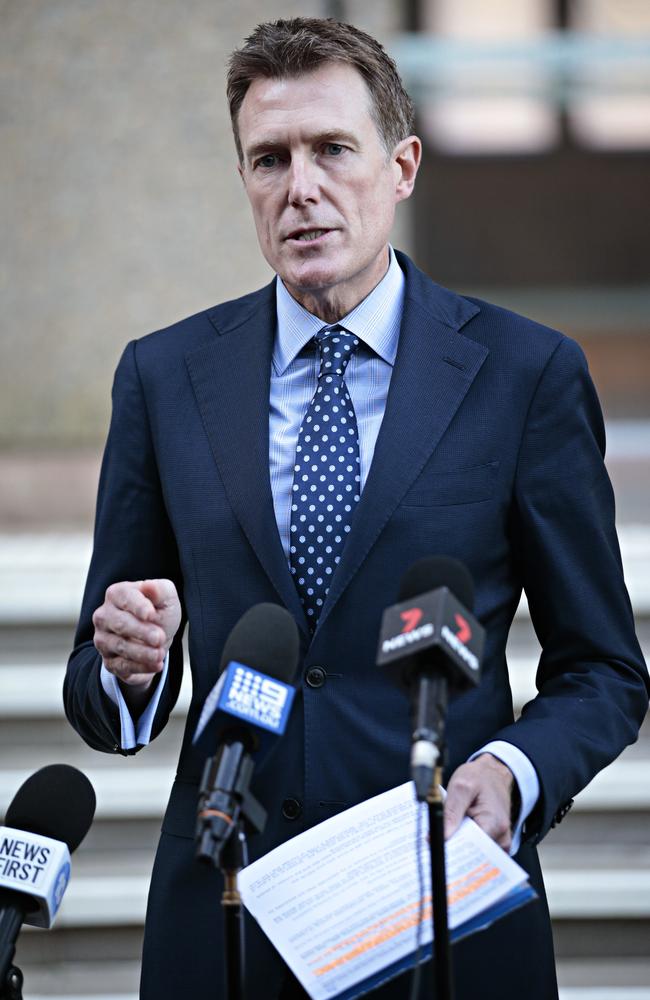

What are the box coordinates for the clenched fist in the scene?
[93,579,181,701]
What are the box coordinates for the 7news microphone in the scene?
[0,764,96,990]
[194,603,300,866]
[377,556,485,800]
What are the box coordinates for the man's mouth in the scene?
[286,228,332,242]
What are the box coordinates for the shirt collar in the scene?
[273,246,405,375]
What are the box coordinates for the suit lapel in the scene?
[183,258,489,641]
[184,284,308,632]
[317,255,489,632]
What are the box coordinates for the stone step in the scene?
[1,528,649,623]
[560,992,650,1000]
[1,755,648,823]
[0,664,191,718]
[17,985,650,999]
[0,663,192,718]
[1,656,648,726]
[16,866,646,930]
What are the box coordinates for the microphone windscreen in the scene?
[219,603,300,684]
[4,764,96,854]
[399,556,474,610]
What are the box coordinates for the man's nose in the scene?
[287,156,320,206]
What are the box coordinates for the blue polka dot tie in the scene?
[290,327,361,630]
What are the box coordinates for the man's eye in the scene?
[325,143,344,156]
[256,154,278,169]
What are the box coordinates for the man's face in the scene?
[237,62,419,317]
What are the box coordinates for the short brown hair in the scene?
[227,17,414,162]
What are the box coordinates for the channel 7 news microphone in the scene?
[377,557,485,800]
[0,764,96,988]
[194,603,300,866]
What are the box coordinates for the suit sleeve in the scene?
[493,336,649,842]
[63,340,184,754]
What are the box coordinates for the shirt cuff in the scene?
[100,655,169,750]
[469,740,540,856]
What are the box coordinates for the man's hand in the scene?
[92,579,181,698]
[444,754,515,852]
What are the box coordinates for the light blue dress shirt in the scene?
[101,247,539,853]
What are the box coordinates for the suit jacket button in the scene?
[305,666,326,689]
[282,798,302,821]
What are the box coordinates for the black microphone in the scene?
[377,557,485,800]
[194,603,300,865]
[0,765,96,987]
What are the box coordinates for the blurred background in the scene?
[1,1,648,998]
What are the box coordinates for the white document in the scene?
[239,782,535,1000]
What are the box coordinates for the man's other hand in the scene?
[444,754,514,852]
[92,579,181,693]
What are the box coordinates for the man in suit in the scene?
[64,17,648,1000]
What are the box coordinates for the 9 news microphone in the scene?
[194,603,300,866]
[377,557,485,800]
[0,764,96,988]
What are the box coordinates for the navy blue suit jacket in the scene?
[65,252,648,999]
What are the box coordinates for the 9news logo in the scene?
[224,665,291,733]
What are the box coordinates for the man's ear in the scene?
[393,135,422,203]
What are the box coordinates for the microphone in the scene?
[0,764,96,986]
[377,557,485,800]
[194,603,300,866]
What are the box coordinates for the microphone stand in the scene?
[220,825,246,1000]
[0,965,23,1000]
[427,766,452,1000]
[0,905,24,1000]
[196,743,267,1000]
[412,675,453,1000]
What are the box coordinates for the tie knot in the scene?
[315,328,360,379]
